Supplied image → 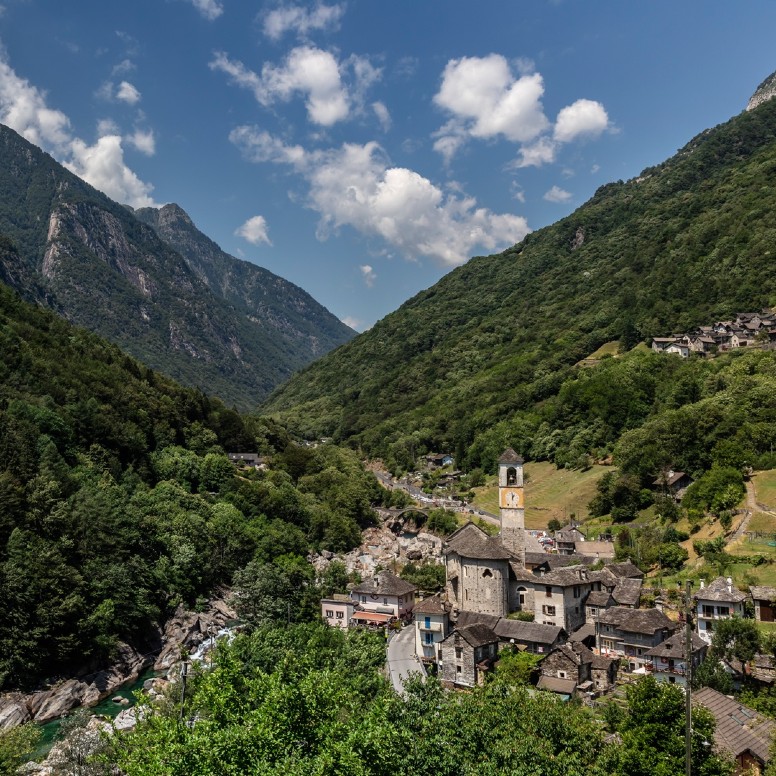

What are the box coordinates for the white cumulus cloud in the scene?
[543,185,572,203]
[359,264,376,287]
[188,0,223,21]
[554,98,609,143]
[230,127,530,266]
[263,3,345,40]
[65,135,156,207]
[433,54,610,168]
[127,128,155,156]
[0,54,157,207]
[341,315,361,330]
[235,215,272,245]
[372,101,391,131]
[212,46,373,127]
[116,81,141,105]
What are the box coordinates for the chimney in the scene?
[699,579,705,589]
[727,576,733,594]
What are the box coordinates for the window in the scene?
[455,647,463,659]
[558,671,567,679]
[507,467,517,486]
[542,605,556,616]
[456,665,462,676]
[545,586,552,597]
[325,610,334,618]
[383,598,388,605]
[425,617,431,629]
[668,676,676,684]
[336,611,343,619]
[425,633,433,645]
[518,587,526,606]
[482,568,493,578]
[590,607,597,616]
[361,595,366,603]
[573,585,581,598]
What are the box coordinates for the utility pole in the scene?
[685,579,693,776]
[179,660,189,722]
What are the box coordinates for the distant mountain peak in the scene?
[747,70,776,111]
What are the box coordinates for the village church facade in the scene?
[444,449,544,618]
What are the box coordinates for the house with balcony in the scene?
[531,565,593,633]
[645,631,707,686]
[596,606,677,672]
[350,570,417,628]
[414,594,451,668]
[694,577,748,645]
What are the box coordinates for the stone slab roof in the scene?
[537,675,576,695]
[586,590,612,607]
[604,561,644,579]
[694,576,747,603]
[526,553,595,569]
[597,606,676,635]
[750,586,776,602]
[413,594,451,615]
[499,448,524,464]
[351,570,417,597]
[694,687,776,764]
[612,577,642,607]
[494,619,563,645]
[569,622,596,643]
[443,522,514,560]
[453,623,499,649]
[536,565,590,587]
[551,641,594,667]
[645,631,707,660]
[455,610,501,631]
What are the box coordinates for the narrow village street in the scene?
[386,624,425,694]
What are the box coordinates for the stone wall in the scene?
[451,556,509,617]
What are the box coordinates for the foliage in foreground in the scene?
[108,625,732,776]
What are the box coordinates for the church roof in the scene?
[351,570,417,597]
[443,522,514,560]
[499,448,524,464]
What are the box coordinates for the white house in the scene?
[694,577,747,645]
[413,594,451,668]
[320,594,355,630]
[645,631,707,686]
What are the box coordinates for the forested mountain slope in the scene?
[266,88,776,469]
[0,125,351,409]
[0,259,388,690]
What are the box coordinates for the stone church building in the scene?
[444,448,545,618]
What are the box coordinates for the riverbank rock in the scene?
[154,595,237,671]
[0,694,31,730]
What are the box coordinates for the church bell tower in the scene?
[498,448,525,565]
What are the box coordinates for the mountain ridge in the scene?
[0,124,353,409]
[265,88,776,468]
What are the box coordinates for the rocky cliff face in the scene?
[0,124,353,408]
[134,203,354,360]
[747,70,776,111]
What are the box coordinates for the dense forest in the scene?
[0,258,395,691]
[100,623,732,776]
[265,94,776,480]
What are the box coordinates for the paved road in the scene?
[386,624,425,694]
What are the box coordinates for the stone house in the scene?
[440,623,499,688]
[574,539,615,560]
[750,586,776,623]
[596,606,677,672]
[538,642,592,692]
[414,594,451,668]
[645,631,707,686]
[351,571,417,625]
[531,566,592,633]
[694,577,748,645]
[591,653,619,694]
[554,525,585,555]
[320,593,355,630]
[652,469,693,501]
[694,687,776,775]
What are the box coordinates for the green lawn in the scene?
[753,470,776,510]
[471,462,615,530]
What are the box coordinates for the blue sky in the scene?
[1,1,775,331]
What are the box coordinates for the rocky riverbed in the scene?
[0,592,236,731]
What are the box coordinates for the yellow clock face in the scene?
[499,487,524,509]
